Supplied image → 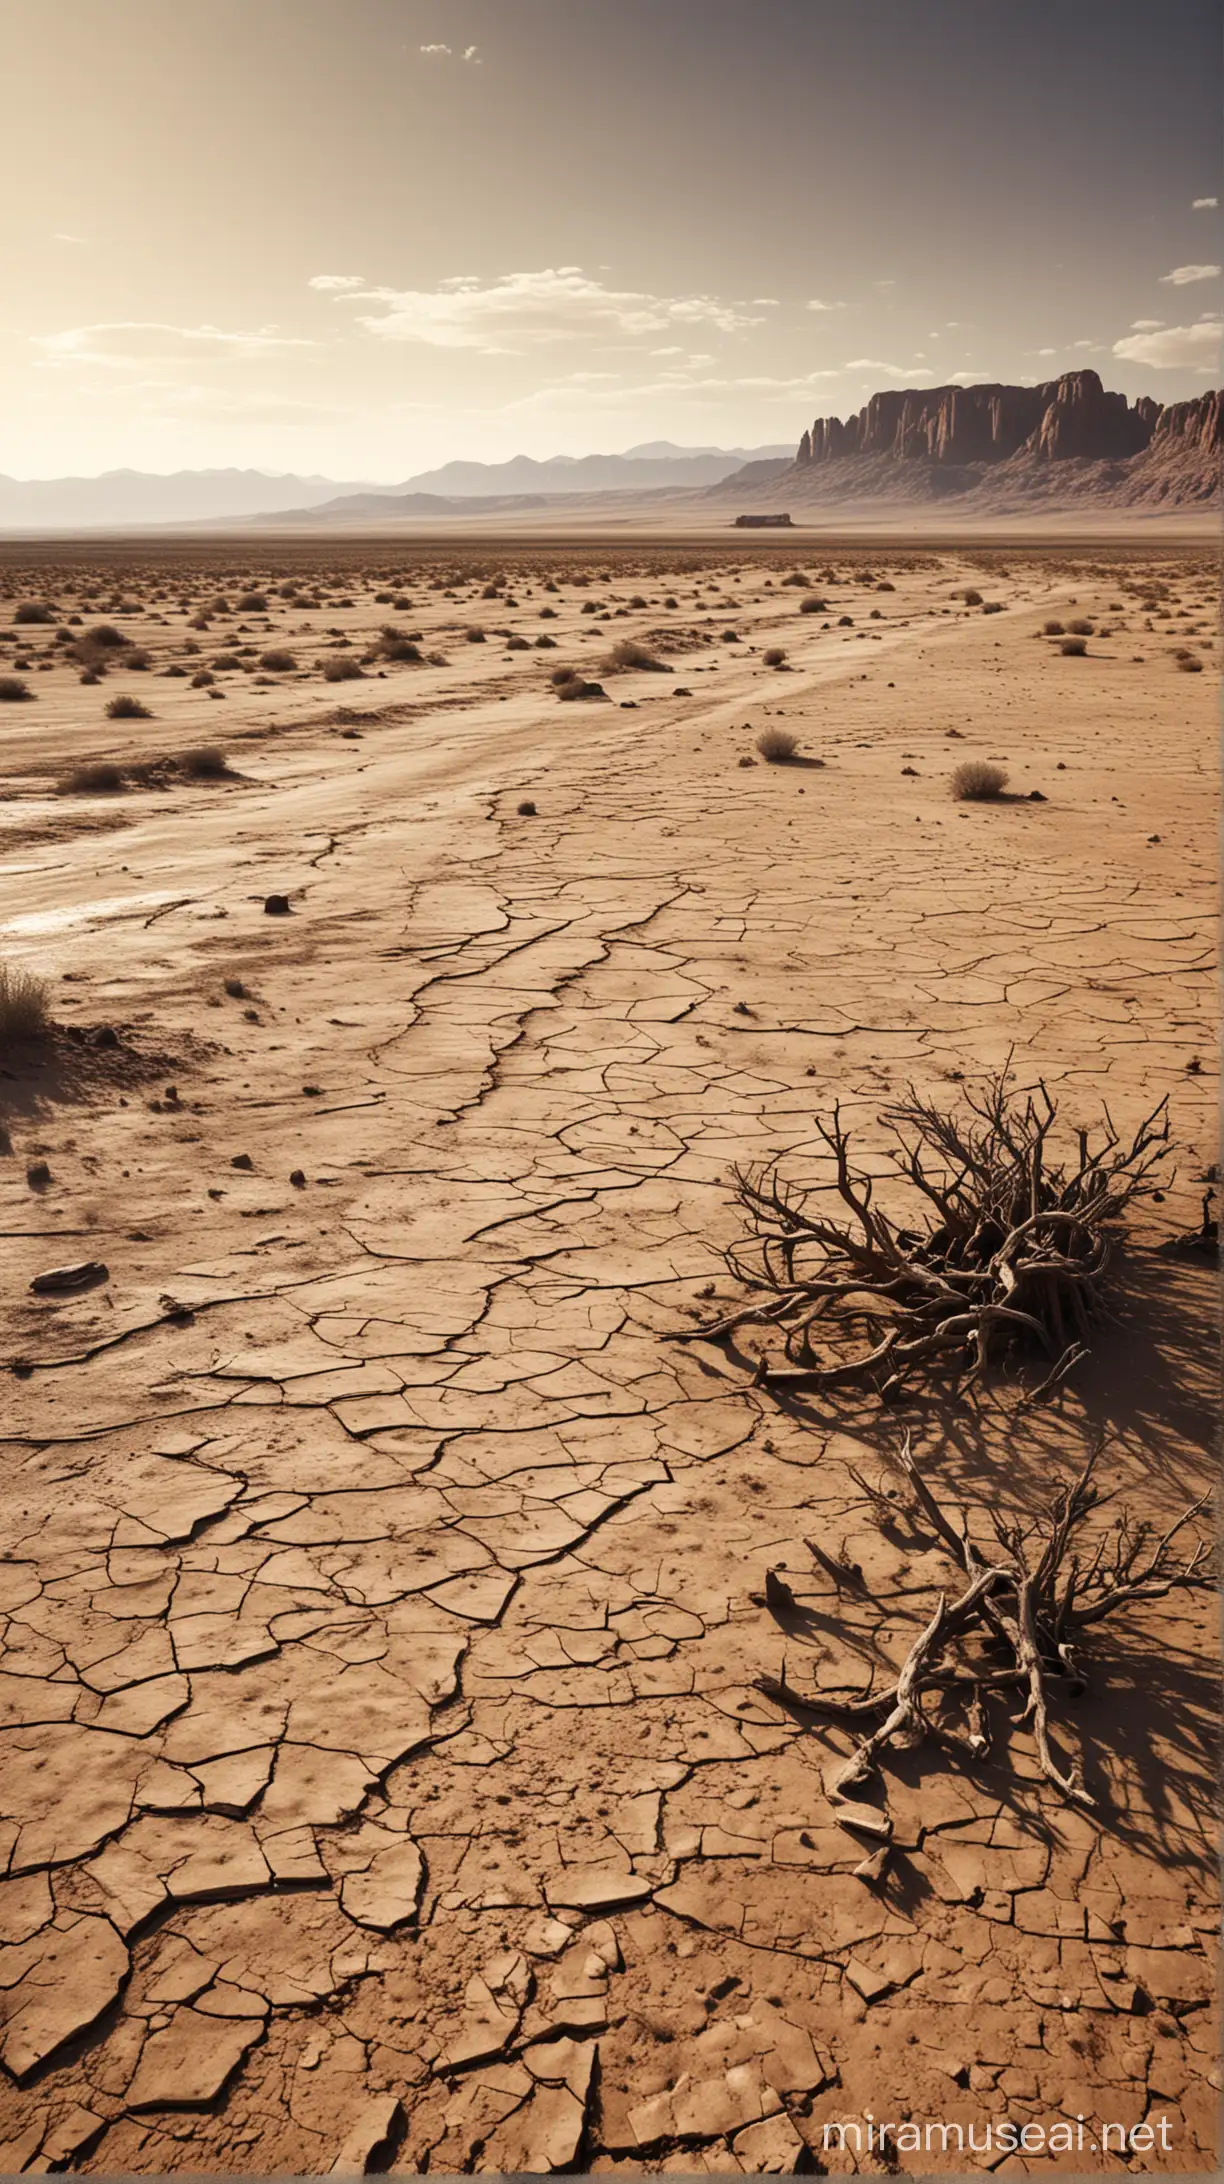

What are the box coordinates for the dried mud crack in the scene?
[0,541,1216,2174]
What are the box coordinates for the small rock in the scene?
[90,1024,119,1048]
[1029,787,1047,801]
[516,799,537,816]
[25,1162,51,1190]
[29,1260,109,1296]
[289,1169,307,1188]
[263,894,291,915]
[230,1153,254,1170]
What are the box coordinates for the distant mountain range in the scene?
[0,444,792,530]
[1,388,1215,530]
[0,468,378,529]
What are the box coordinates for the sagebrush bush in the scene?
[762,646,788,668]
[259,649,297,672]
[0,676,33,702]
[14,602,53,625]
[951,760,1008,800]
[799,596,827,614]
[236,591,268,612]
[1060,637,1088,657]
[1043,619,1065,636]
[105,694,152,719]
[322,656,364,682]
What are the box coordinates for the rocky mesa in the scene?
[751,370,1221,510]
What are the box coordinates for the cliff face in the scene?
[783,371,1221,506]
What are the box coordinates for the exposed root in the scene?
[671,1063,1173,1398]
[762,1434,1213,1822]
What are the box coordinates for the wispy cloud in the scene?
[1112,320,1220,370]
[1159,263,1220,286]
[1129,318,1164,331]
[333,267,763,352]
[418,41,480,61]
[33,321,313,370]
[309,273,365,292]
[806,298,845,312]
[1192,197,1218,210]
[843,357,931,380]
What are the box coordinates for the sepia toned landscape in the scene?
[0,535,1217,2172]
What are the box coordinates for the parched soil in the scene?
[0,540,1217,2175]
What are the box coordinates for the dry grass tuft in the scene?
[59,760,125,794]
[951,759,1008,800]
[599,638,666,673]
[180,745,229,780]
[755,725,799,763]
[1060,636,1088,657]
[0,676,34,702]
[762,646,788,668]
[0,963,51,1042]
[322,656,365,682]
[259,648,297,672]
[105,693,152,719]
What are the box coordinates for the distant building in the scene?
[733,512,793,527]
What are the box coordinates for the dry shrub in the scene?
[236,590,268,611]
[960,587,983,606]
[555,673,606,701]
[190,669,215,688]
[14,602,54,625]
[0,963,50,1041]
[259,648,297,672]
[1177,655,1204,673]
[84,624,127,649]
[799,596,827,614]
[60,760,124,793]
[599,638,666,673]
[105,693,152,720]
[1060,637,1088,657]
[951,759,1008,800]
[180,745,229,779]
[756,725,799,763]
[322,656,364,682]
[376,629,424,663]
[1066,617,1093,636]
[0,676,33,702]
[1043,619,1065,635]
[762,646,788,668]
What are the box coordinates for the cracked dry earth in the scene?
[0,544,1217,2174]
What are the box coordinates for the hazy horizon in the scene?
[4,0,1220,479]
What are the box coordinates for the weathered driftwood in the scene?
[758,1436,1211,1826]
[671,1066,1172,1398]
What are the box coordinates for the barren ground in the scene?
[0,539,1217,2175]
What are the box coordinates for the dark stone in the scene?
[263,894,291,915]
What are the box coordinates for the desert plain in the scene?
[0,536,1217,2174]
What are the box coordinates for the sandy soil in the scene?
[0,539,1217,2175]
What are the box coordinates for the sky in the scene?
[2,0,1220,480]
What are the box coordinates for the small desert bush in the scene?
[0,676,33,702]
[259,648,297,672]
[1177,655,1204,673]
[799,595,827,613]
[780,572,811,588]
[376,628,424,663]
[191,669,215,688]
[600,638,665,673]
[85,624,127,649]
[236,591,268,612]
[1060,637,1088,657]
[465,626,486,643]
[555,673,605,701]
[14,602,53,625]
[1066,618,1093,636]
[1043,619,1064,636]
[105,693,152,719]
[951,759,1008,800]
[756,726,799,763]
[61,760,124,793]
[181,745,229,779]
[960,588,983,606]
[322,656,364,682]
[0,963,50,1041]
[762,646,788,668]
